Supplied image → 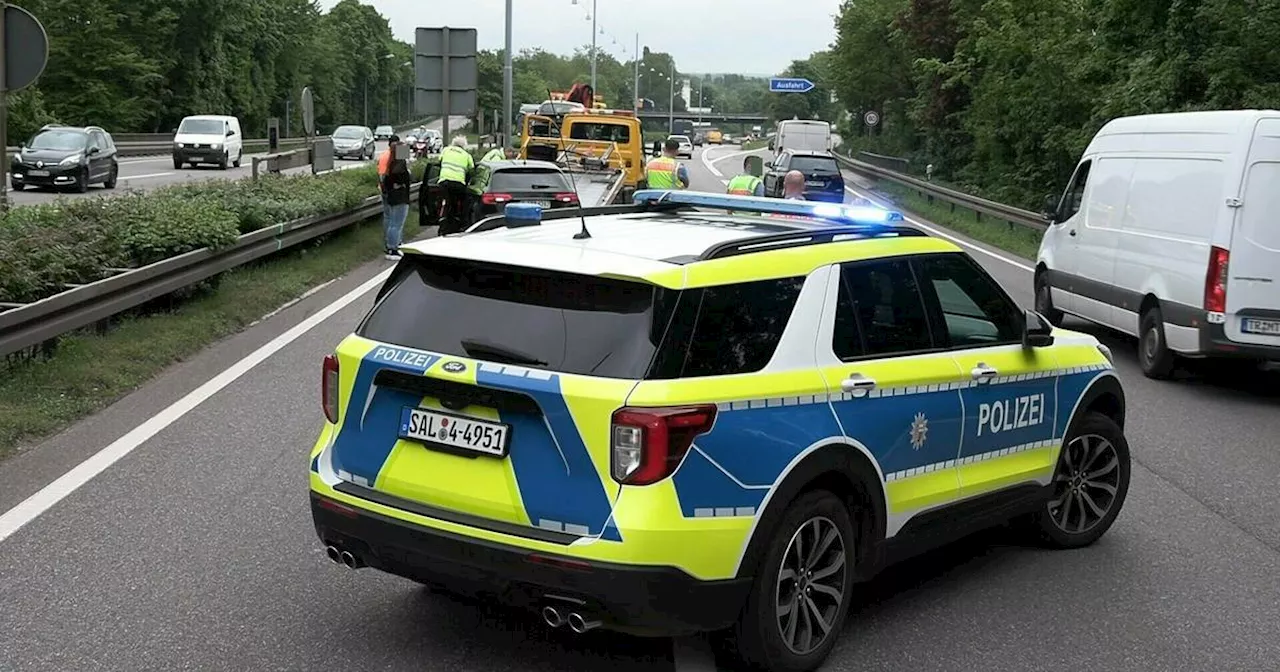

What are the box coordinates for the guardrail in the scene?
[832,152,1047,232]
[0,161,628,359]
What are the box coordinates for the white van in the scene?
[773,119,831,154]
[1036,110,1280,378]
[172,114,244,170]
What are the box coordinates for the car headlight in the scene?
[212,143,223,150]
[60,154,83,166]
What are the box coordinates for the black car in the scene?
[11,124,119,193]
[762,150,845,203]
[471,161,581,220]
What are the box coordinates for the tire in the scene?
[1027,411,1131,549]
[1034,272,1064,327]
[218,151,229,170]
[11,180,23,191]
[727,490,855,672]
[76,168,90,193]
[105,164,118,189]
[173,156,182,170]
[1138,306,1176,379]
[232,150,242,168]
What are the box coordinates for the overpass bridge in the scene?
[636,111,768,124]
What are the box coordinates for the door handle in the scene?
[1068,229,1077,237]
[841,373,877,395]
[971,362,998,381]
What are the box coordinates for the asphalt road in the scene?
[5,116,471,206]
[1,144,1278,672]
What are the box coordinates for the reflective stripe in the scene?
[646,156,679,189]
[726,174,761,195]
[439,146,472,184]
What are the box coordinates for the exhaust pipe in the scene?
[325,545,342,564]
[567,612,601,634]
[541,606,564,628]
[339,550,362,569]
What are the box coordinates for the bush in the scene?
[0,163,394,306]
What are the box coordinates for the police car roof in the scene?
[400,208,962,289]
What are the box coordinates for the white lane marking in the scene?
[699,148,725,178]
[844,184,1035,273]
[121,172,174,181]
[672,636,719,672]
[0,268,395,545]
[707,147,764,165]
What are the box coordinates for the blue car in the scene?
[764,150,846,202]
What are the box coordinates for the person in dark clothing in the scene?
[418,158,441,229]
[382,157,412,260]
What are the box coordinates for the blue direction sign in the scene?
[769,77,815,93]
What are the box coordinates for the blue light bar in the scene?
[632,190,905,225]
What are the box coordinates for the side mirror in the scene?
[226,128,235,137]
[1023,309,1055,348]
[1041,194,1058,222]
[88,146,101,155]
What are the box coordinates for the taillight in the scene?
[322,354,340,424]
[554,192,579,204]
[1204,246,1230,314]
[482,193,513,205]
[610,405,717,485]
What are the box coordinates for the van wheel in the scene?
[726,490,854,672]
[1138,306,1176,379]
[218,152,229,170]
[233,151,242,168]
[1027,411,1131,549]
[1034,273,1064,326]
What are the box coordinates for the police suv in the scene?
[309,192,1131,672]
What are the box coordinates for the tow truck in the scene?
[517,107,645,206]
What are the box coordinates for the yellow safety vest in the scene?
[439,146,473,184]
[646,156,680,189]
[727,174,762,196]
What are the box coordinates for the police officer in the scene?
[726,156,764,197]
[480,145,509,164]
[438,135,475,234]
[644,138,689,190]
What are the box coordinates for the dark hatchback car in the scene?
[763,150,845,203]
[11,125,119,193]
[421,160,581,227]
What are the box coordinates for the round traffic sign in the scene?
[5,5,49,92]
[863,110,880,127]
[301,86,315,135]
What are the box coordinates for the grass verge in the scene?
[0,212,421,460]
[865,180,1043,260]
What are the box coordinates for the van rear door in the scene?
[1229,119,1280,345]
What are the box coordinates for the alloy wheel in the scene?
[1048,434,1121,534]
[775,517,847,656]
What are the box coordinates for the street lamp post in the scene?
[632,33,639,115]
[668,61,674,133]
[590,0,598,92]
[503,0,513,148]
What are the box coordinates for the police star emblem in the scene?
[909,412,929,450]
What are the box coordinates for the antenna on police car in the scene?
[544,88,592,240]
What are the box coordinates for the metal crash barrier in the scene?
[252,137,335,179]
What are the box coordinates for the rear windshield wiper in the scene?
[459,338,548,367]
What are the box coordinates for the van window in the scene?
[1241,162,1280,249]
[1060,160,1091,220]
[1083,157,1133,231]
[1124,157,1222,241]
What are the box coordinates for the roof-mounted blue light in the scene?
[504,202,543,227]
[632,190,904,225]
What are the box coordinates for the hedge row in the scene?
[0,163,422,306]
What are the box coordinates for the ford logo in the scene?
[442,361,466,374]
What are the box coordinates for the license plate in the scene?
[806,180,825,187]
[188,156,203,162]
[530,200,551,207]
[28,170,48,177]
[1241,318,1280,335]
[399,407,510,457]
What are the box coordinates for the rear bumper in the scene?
[310,492,752,636]
[1198,322,1280,361]
[804,189,844,203]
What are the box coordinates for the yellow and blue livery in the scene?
[308,191,1131,672]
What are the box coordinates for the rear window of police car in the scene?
[357,256,805,379]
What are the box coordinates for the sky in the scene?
[317,0,843,75]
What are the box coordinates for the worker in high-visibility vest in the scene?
[644,138,689,190]
[726,157,764,197]
[480,145,514,164]
[438,135,475,235]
